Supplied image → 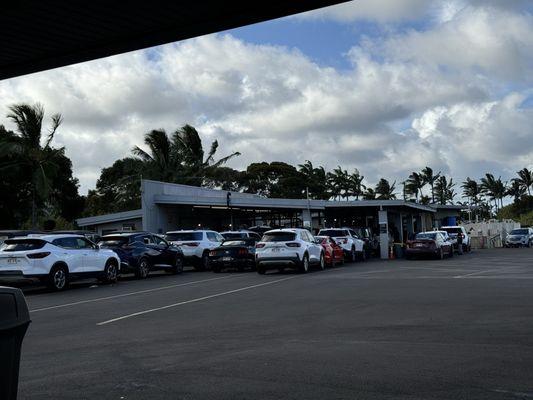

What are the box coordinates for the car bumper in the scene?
[405,248,438,256]
[209,257,253,268]
[0,270,46,281]
[256,255,301,269]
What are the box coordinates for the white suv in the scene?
[440,226,471,252]
[0,234,120,291]
[317,228,366,261]
[165,230,225,270]
[255,228,324,274]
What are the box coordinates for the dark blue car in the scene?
[98,232,184,279]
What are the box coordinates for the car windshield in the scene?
[222,233,246,239]
[510,229,528,235]
[314,236,329,243]
[442,227,461,234]
[319,229,347,237]
[415,233,437,240]
[1,239,46,251]
[222,240,246,246]
[98,237,129,248]
[262,232,297,242]
[166,232,203,241]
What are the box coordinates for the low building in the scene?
[78,180,462,259]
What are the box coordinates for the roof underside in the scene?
[1,1,347,80]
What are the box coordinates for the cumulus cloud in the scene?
[0,1,531,198]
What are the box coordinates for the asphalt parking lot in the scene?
[17,248,533,400]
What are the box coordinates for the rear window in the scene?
[1,239,46,252]
[510,229,528,235]
[222,233,246,239]
[318,229,347,237]
[166,232,203,241]
[262,232,297,242]
[222,240,247,246]
[98,236,129,248]
[415,233,437,240]
[442,227,461,234]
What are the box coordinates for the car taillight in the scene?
[286,242,301,247]
[184,242,200,247]
[27,252,51,259]
[238,248,248,255]
[256,243,265,248]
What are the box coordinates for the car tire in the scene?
[135,257,150,279]
[101,260,119,283]
[212,265,221,273]
[299,253,310,273]
[405,254,412,260]
[449,247,454,258]
[168,256,184,275]
[47,264,69,291]
[278,267,285,273]
[351,246,357,262]
[319,252,326,270]
[438,248,444,260]
[360,250,366,262]
[257,265,266,275]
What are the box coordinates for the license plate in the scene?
[415,243,424,247]
[222,257,232,261]
[272,248,282,252]
[7,258,18,264]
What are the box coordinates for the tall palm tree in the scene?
[480,173,506,212]
[434,176,456,205]
[375,178,397,200]
[421,166,440,203]
[516,168,532,195]
[506,179,526,203]
[0,103,64,227]
[461,178,481,206]
[132,129,179,182]
[405,172,425,201]
[347,169,366,200]
[298,161,328,200]
[362,187,376,200]
[327,166,350,201]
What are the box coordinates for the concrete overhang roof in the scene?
[76,209,143,227]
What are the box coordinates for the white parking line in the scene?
[453,269,504,278]
[30,275,239,313]
[97,275,298,326]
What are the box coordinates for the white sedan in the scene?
[0,234,120,291]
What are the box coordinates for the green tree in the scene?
[327,166,350,201]
[516,168,532,196]
[0,103,65,227]
[298,160,329,200]
[434,176,456,205]
[405,172,425,201]
[362,188,376,200]
[347,169,366,200]
[374,178,396,200]
[421,166,440,203]
[505,179,526,203]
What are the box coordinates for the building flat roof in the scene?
[77,209,143,227]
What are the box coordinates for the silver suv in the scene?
[165,230,225,270]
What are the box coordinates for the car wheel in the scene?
[360,250,366,262]
[449,247,454,258]
[438,248,444,260]
[319,252,326,270]
[101,260,118,283]
[299,253,309,273]
[405,254,412,260]
[168,256,184,275]
[257,265,266,275]
[135,258,150,279]
[212,265,221,273]
[48,264,69,291]
[278,267,285,273]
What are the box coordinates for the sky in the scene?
[0,0,532,196]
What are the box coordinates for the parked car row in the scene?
[405,227,473,260]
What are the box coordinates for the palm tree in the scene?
[347,169,366,200]
[298,161,329,200]
[421,166,441,203]
[375,179,397,200]
[480,173,506,212]
[516,168,532,195]
[405,172,425,201]
[434,176,456,205]
[132,129,179,182]
[0,103,64,227]
[506,179,526,203]
[362,188,376,200]
[461,178,481,206]
[327,166,350,200]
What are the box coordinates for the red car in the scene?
[405,231,454,260]
[315,236,344,267]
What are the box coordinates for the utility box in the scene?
[0,287,31,400]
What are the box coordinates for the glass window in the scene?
[75,238,93,249]
[98,236,128,248]
[318,229,347,238]
[263,232,297,242]
[206,232,218,241]
[153,236,168,246]
[510,229,528,235]
[415,233,437,240]
[215,233,225,242]
[166,232,203,241]
[53,237,79,249]
[141,235,154,245]
[2,239,46,252]
[222,232,246,240]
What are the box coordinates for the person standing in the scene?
[457,231,464,255]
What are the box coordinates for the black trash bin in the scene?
[0,286,31,400]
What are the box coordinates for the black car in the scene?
[98,232,184,279]
[208,238,258,272]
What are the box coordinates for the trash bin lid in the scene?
[0,286,30,331]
